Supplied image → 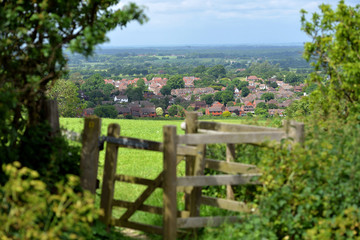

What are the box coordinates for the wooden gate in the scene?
[96,113,304,239]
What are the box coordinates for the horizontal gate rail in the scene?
[197,121,283,132]
[177,131,286,145]
[177,216,243,228]
[105,136,163,151]
[115,174,156,186]
[200,196,258,213]
[204,158,261,174]
[177,174,262,187]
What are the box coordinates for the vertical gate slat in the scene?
[163,125,178,240]
[100,123,120,226]
[80,117,101,194]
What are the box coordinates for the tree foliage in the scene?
[241,87,250,97]
[0,0,147,184]
[301,0,360,119]
[94,105,118,119]
[261,92,275,102]
[48,79,85,117]
[167,74,185,90]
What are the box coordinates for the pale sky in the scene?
[103,0,358,47]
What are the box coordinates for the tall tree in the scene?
[167,74,185,89]
[261,92,275,102]
[301,1,360,118]
[0,0,147,180]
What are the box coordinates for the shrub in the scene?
[0,162,100,240]
[222,111,231,117]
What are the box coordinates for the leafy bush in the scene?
[0,162,100,240]
[0,123,80,190]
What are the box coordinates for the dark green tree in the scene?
[207,65,226,79]
[160,85,172,96]
[261,92,275,102]
[237,81,249,90]
[136,78,146,91]
[0,0,147,183]
[167,74,185,89]
[126,85,144,102]
[94,105,118,119]
[268,103,278,109]
[256,102,268,109]
[192,65,206,74]
[285,72,301,84]
[200,94,214,105]
[241,87,250,97]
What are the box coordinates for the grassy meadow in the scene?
[60,117,280,234]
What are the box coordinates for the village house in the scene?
[183,76,200,88]
[259,84,267,90]
[227,106,243,116]
[114,95,128,103]
[114,105,131,117]
[140,107,156,117]
[247,76,259,81]
[130,106,141,117]
[193,87,215,95]
[205,101,226,116]
[189,101,207,110]
[241,101,255,115]
[148,77,168,95]
[268,109,285,117]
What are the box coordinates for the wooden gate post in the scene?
[163,125,178,240]
[284,120,305,146]
[80,117,101,194]
[185,112,205,217]
[100,123,120,226]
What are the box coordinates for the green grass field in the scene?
[60,117,280,236]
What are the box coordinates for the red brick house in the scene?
[206,107,224,116]
[227,106,243,116]
[140,107,156,117]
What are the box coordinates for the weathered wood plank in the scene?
[114,175,155,186]
[112,199,190,218]
[184,112,198,213]
[177,145,198,156]
[105,136,163,152]
[226,144,236,200]
[197,121,282,133]
[177,174,261,187]
[177,131,285,145]
[177,216,242,228]
[80,117,101,194]
[205,159,261,174]
[115,220,163,235]
[163,125,178,240]
[100,123,120,225]
[284,120,305,145]
[200,196,257,213]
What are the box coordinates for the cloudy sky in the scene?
[104,0,358,47]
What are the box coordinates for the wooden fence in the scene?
[79,113,304,239]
